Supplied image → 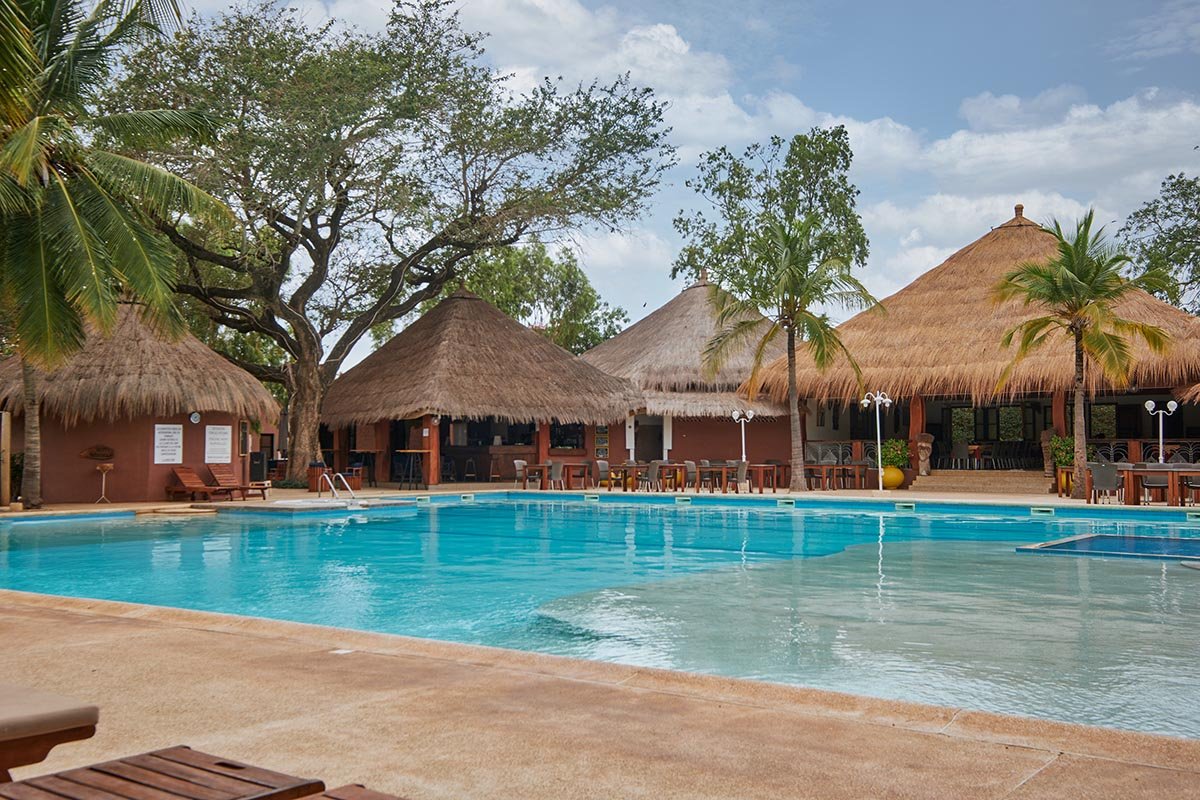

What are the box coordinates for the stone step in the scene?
[912,470,1053,494]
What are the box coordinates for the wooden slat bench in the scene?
[0,747,323,800]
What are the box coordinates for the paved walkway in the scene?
[2,593,1197,799]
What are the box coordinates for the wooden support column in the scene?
[908,394,926,470]
[1051,390,1068,436]
[0,411,9,507]
[535,421,551,465]
[332,427,346,472]
[422,415,440,486]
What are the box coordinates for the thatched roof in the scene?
[321,289,637,427]
[582,278,787,417]
[0,305,279,425]
[756,205,1200,403]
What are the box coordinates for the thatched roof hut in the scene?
[582,278,787,417]
[321,289,637,427]
[0,305,278,425]
[756,205,1200,403]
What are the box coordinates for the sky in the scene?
[195,0,1200,362]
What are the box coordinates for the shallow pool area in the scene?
[2,494,1198,738]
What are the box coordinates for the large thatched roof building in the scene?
[0,305,278,504]
[582,278,786,417]
[323,290,635,427]
[757,205,1200,404]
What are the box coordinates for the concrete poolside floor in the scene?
[3,593,1198,799]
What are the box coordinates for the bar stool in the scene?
[489,455,501,482]
[95,463,114,503]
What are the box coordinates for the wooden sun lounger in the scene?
[0,746,324,800]
[166,467,237,502]
[206,464,269,501]
[0,747,413,800]
[0,685,98,782]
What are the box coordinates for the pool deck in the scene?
[3,591,1197,799]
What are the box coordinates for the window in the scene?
[1089,404,1117,439]
[998,407,1023,441]
[950,407,974,443]
[550,423,584,450]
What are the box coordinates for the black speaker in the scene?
[249,451,267,482]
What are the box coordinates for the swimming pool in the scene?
[2,494,1198,738]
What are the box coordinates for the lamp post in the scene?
[1144,400,1178,463]
[732,409,755,462]
[861,391,892,491]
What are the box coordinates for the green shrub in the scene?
[272,477,308,489]
[879,438,910,469]
[1050,435,1096,468]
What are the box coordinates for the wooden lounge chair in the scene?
[0,684,98,782]
[166,467,236,502]
[0,746,412,800]
[208,463,269,500]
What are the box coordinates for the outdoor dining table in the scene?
[606,462,646,492]
[523,461,595,490]
[747,464,781,494]
[1083,464,1200,506]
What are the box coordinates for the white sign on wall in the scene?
[154,424,183,464]
[204,425,233,463]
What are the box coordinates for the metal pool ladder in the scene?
[317,472,360,505]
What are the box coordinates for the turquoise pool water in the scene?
[2,495,1198,738]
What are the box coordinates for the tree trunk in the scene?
[19,359,42,509]
[1071,330,1087,500]
[787,328,808,492]
[286,361,325,481]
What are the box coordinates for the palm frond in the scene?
[1081,327,1133,385]
[0,0,36,124]
[44,166,118,330]
[92,108,219,147]
[86,149,229,222]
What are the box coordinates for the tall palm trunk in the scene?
[787,327,808,492]
[19,359,42,508]
[1071,329,1087,500]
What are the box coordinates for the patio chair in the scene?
[513,459,528,488]
[593,459,611,488]
[950,441,970,470]
[1137,463,1172,504]
[166,467,236,502]
[1183,473,1200,506]
[208,463,269,500]
[547,460,565,490]
[1089,462,1121,504]
[637,460,663,492]
[683,460,698,491]
[729,460,749,493]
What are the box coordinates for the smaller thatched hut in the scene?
[581,278,790,462]
[321,290,637,483]
[0,305,279,504]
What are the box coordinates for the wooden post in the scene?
[908,394,926,469]
[422,415,440,486]
[536,421,551,465]
[1051,390,1068,436]
[0,411,9,507]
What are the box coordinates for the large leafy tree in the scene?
[995,210,1172,500]
[0,0,218,507]
[414,242,627,354]
[673,126,869,287]
[113,0,674,479]
[1120,173,1199,311]
[704,217,877,491]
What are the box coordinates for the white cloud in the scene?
[959,84,1088,132]
[1111,0,1200,60]
[573,228,683,321]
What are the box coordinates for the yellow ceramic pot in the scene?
[881,466,905,490]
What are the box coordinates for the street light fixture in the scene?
[731,409,755,463]
[861,391,893,491]
[1144,400,1178,463]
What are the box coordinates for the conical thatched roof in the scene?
[756,205,1200,403]
[321,290,637,427]
[582,278,787,417]
[0,305,279,425]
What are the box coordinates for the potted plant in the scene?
[1050,435,1096,494]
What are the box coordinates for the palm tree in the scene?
[0,0,222,507]
[994,209,1172,500]
[704,216,878,491]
